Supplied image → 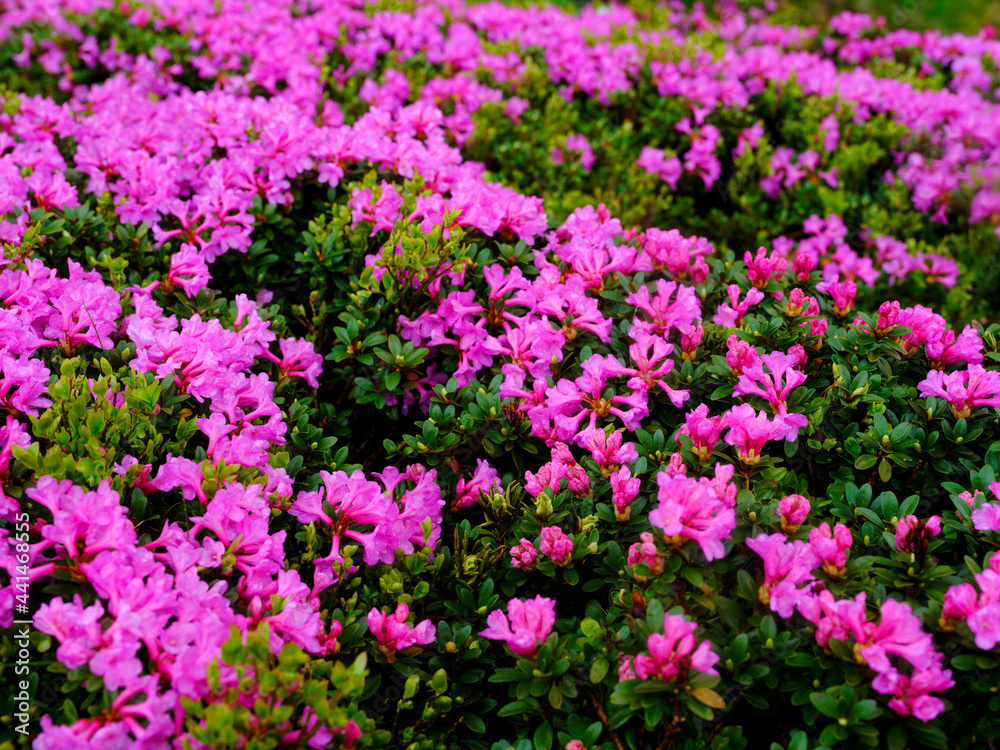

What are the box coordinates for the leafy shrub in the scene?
[2,2,1000,750]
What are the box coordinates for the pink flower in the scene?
[628,531,664,576]
[713,285,764,327]
[349,181,404,236]
[633,615,719,682]
[877,662,954,721]
[538,354,649,444]
[681,323,704,360]
[809,522,853,577]
[0,353,53,416]
[734,351,807,415]
[539,526,574,566]
[610,465,641,522]
[637,147,682,189]
[778,494,810,533]
[649,473,735,562]
[725,334,758,376]
[875,301,901,335]
[816,277,857,317]
[166,244,211,297]
[675,404,728,462]
[263,337,323,388]
[894,515,941,555]
[289,470,403,569]
[627,279,702,338]
[971,481,1000,531]
[453,459,502,510]
[917,364,1000,419]
[784,288,812,317]
[744,246,788,288]
[941,553,1000,649]
[618,653,637,681]
[622,330,689,407]
[925,325,984,369]
[367,603,436,655]
[582,428,638,475]
[745,533,820,618]
[723,403,805,465]
[481,595,556,657]
[510,538,538,571]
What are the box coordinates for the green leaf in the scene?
[691,687,726,709]
[589,658,610,685]
[855,454,878,471]
[646,598,665,631]
[950,655,982,671]
[534,721,553,750]
[464,714,486,733]
[886,724,907,750]
[497,700,536,718]
[809,692,839,718]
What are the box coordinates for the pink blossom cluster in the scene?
[621,614,719,683]
[481,595,556,657]
[942,552,1000,650]
[747,527,954,719]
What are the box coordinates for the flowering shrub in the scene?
[2,1,1000,749]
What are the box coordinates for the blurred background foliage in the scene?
[783,0,1000,34]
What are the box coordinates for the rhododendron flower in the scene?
[263,337,323,388]
[809,522,852,577]
[537,354,649,444]
[874,662,954,721]
[917,364,1000,419]
[713,284,764,327]
[510,538,538,571]
[618,654,638,681]
[786,344,808,370]
[610,465,641,521]
[940,553,1000,649]
[289,470,403,568]
[925,324,985,369]
[349,181,403,236]
[680,322,703,360]
[621,330,690,407]
[875,300,901,335]
[628,531,664,576]
[734,351,807,414]
[481,596,556,657]
[633,615,719,682]
[971,482,1000,531]
[816,277,857,317]
[453,459,502,510]
[744,246,788,288]
[650,473,735,561]
[725,334,758,375]
[723,403,805,465]
[627,279,701,337]
[799,591,939,676]
[582,428,638,476]
[0,415,30,479]
[0,353,53,416]
[675,404,728,461]
[367,603,435,655]
[778,494,810,533]
[27,477,136,560]
[894,515,941,555]
[166,244,210,296]
[539,526,573,566]
[745,533,820,617]
[637,147,682,189]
